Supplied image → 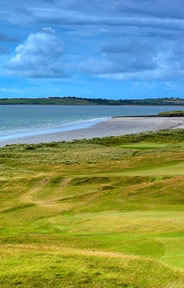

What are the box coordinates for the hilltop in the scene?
[1,96,184,105]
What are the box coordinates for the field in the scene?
[1,129,184,287]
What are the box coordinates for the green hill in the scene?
[1,130,184,287]
[1,96,184,105]
[158,110,184,117]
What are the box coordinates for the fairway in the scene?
[100,161,184,176]
[1,129,184,287]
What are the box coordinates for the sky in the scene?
[0,0,184,99]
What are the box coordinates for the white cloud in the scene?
[79,39,184,81]
[42,27,55,33]
[7,28,65,78]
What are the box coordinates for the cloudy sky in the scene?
[0,0,184,99]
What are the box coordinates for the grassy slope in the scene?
[158,110,184,117]
[1,129,184,287]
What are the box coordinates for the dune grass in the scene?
[1,129,184,287]
[158,110,184,117]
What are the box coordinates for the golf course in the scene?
[1,129,184,287]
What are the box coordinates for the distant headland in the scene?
[0,96,184,105]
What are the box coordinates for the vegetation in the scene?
[158,110,184,117]
[1,96,184,105]
[1,129,184,286]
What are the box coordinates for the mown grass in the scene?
[1,129,184,287]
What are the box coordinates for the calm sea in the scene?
[0,105,184,140]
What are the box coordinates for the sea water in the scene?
[0,105,184,140]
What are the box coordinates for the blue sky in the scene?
[0,0,184,99]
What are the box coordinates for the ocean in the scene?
[0,105,184,140]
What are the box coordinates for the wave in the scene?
[0,117,110,140]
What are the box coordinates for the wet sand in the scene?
[1,116,184,146]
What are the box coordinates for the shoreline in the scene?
[0,117,109,142]
[1,116,184,146]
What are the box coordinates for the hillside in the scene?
[1,130,184,287]
[1,96,184,105]
[158,110,184,117]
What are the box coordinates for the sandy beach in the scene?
[0,116,184,146]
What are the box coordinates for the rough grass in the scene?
[158,110,184,117]
[1,129,184,287]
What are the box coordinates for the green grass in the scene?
[158,110,184,117]
[119,142,168,150]
[1,129,184,287]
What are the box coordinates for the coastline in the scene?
[1,116,184,146]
